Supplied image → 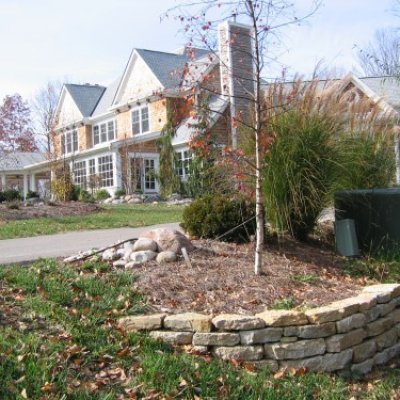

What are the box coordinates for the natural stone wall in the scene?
[118,284,400,374]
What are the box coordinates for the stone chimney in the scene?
[218,21,254,147]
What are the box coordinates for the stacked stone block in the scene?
[118,284,400,374]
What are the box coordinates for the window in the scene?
[98,155,114,187]
[144,159,156,190]
[93,126,100,145]
[92,120,117,145]
[107,121,115,141]
[132,106,150,134]
[61,129,78,154]
[73,161,87,188]
[176,149,192,179]
[88,159,96,176]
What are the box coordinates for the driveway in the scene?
[0,223,181,265]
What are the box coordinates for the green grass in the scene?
[344,249,400,283]
[1,259,400,399]
[291,273,319,284]
[0,204,184,239]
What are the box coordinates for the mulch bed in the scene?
[134,238,369,315]
[0,202,100,221]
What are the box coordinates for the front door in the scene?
[129,157,158,193]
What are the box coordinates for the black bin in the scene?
[335,189,400,254]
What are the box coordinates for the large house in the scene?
[1,21,400,198]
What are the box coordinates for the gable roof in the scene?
[65,84,106,117]
[135,49,189,89]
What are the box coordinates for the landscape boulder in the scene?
[143,228,194,254]
[133,238,158,252]
[156,251,177,264]
[129,250,157,265]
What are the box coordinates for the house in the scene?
[2,21,400,198]
[0,152,50,197]
[48,21,254,197]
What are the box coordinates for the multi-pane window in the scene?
[144,159,156,190]
[93,126,100,145]
[92,120,117,146]
[176,149,192,179]
[88,159,96,176]
[132,106,150,135]
[73,161,87,188]
[98,155,114,187]
[61,129,78,154]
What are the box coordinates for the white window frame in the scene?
[73,160,87,188]
[61,129,79,155]
[131,105,150,135]
[97,154,114,188]
[92,119,117,146]
[175,148,193,181]
[128,152,159,193]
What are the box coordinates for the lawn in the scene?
[1,259,400,399]
[0,204,184,239]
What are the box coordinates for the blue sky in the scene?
[0,0,398,102]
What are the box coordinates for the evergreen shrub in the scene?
[95,189,111,201]
[181,194,256,242]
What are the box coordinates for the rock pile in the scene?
[101,228,193,269]
[101,193,192,206]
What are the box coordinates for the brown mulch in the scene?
[134,238,371,315]
[0,201,100,221]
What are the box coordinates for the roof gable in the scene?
[65,84,106,117]
[55,87,84,128]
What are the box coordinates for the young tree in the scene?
[0,94,38,155]
[31,81,62,153]
[167,0,320,275]
[358,28,400,76]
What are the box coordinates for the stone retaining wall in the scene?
[118,284,400,374]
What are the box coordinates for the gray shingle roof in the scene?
[65,84,106,117]
[359,76,400,111]
[135,48,211,89]
[0,152,46,171]
[92,77,121,117]
[135,49,189,88]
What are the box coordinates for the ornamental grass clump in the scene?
[263,77,395,241]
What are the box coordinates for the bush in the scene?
[262,78,395,241]
[78,189,95,203]
[52,176,75,201]
[95,189,111,201]
[181,194,256,242]
[0,192,5,203]
[3,189,22,202]
[114,188,126,198]
[26,190,39,199]
[264,112,337,241]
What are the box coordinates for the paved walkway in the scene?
[0,223,181,265]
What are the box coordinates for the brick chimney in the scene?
[218,21,254,147]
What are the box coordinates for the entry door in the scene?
[130,157,158,193]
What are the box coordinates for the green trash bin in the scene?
[335,219,359,257]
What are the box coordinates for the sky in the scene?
[0,0,398,102]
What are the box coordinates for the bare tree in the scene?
[31,81,62,153]
[167,0,320,275]
[358,28,400,76]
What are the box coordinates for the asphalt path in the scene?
[0,223,181,265]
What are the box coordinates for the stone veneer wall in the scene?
[118,284,400,375]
